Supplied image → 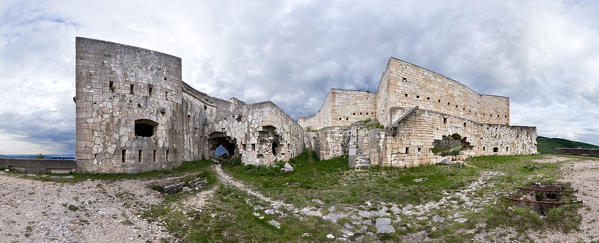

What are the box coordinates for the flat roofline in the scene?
[76,37,181,60]
[388,57,508,99]
[330,88,376,94]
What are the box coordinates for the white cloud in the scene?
[1,0,599,153]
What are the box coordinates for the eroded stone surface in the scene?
[75,37,304,173]
[299,58,537,168]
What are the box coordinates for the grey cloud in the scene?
[1,0,599,154]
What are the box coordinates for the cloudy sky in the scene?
[1,0,599,154]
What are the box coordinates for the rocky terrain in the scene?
[1,155,598,242]
[0,172,173,242]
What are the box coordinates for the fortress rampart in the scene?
[75,38,304,173]
[74,37,536,173]
[301,58,537,167]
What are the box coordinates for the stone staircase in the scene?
[354,154,371,168]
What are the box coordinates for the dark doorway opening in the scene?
[272,141,279,155]
[208,132,237,160]
[135,119,158,137]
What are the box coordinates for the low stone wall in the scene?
[318,126,349,160]
[0,157,76,173]
[555,148,599,157]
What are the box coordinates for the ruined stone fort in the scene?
[74,37,537,173]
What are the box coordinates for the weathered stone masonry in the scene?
[300,58,537,167]
[74,37,536,173]
[75,37,304,173]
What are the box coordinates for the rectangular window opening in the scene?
[130,84,134,94]
[153,150,156,163]
[251,144,256,151]
[165,91,168,101]
[443,117,447,124]
[138,150,142,162]
[405,147,409,154]
[121,150,126,163]
[109,81,114,92]
[149,85,153,96]
[418,147,421,153]
[166,150,169,162]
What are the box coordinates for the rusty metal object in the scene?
[517,187,578,193]
[504,196,583,205]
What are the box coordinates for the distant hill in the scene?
[537,136,599,154]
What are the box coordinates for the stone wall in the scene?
[301,57,535,169]
[376,58,509,127]
[75,37,305,173]
[322,107,537,169]
[380,107,536,167]
[304,131,320,155]
[317,126,349,160]
[298,89,376,130]
[0,157,76,173]
[75,37,183,173]
[205,101,305,166]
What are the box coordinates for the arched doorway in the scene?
[207,132,237,159]
[432,133,471,156]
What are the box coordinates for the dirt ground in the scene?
[0,173,173,243]
[473,156,599,242]
[527,157,599,242]
[1,155,598,242]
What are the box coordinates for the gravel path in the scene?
[215,164,299,213]
[0,172,172,242]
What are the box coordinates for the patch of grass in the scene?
[67,204,79,212]
[143,184,341,242]
[223,150,484,208]
[360,118,385,129]
[222,152,578,241]
[432,145,462,156]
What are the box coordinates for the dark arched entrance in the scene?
[207,132,237,159]
[432,133,472,156]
